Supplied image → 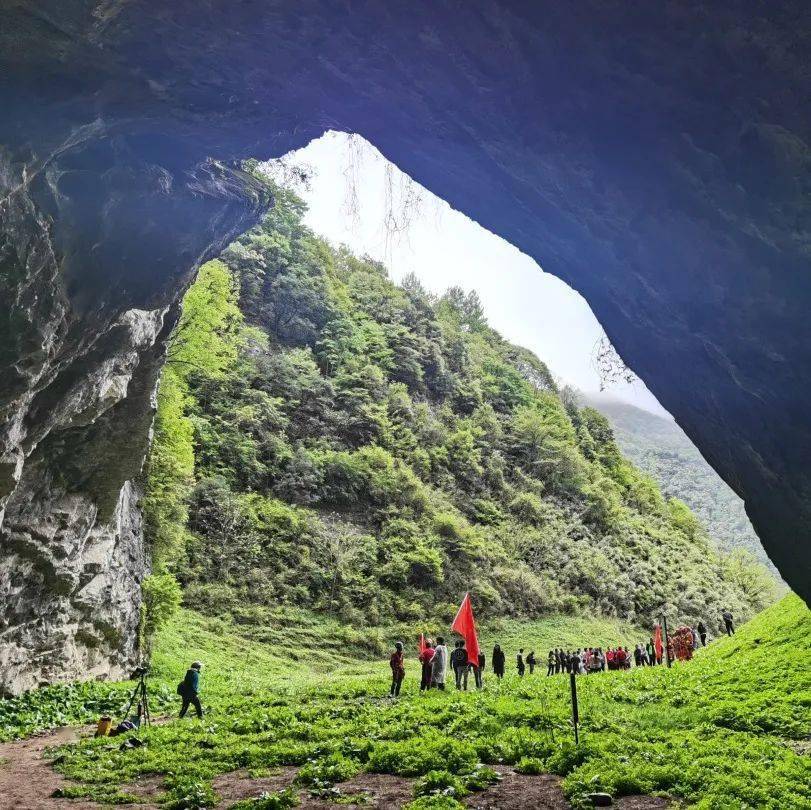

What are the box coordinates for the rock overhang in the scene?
[0,0,809,689]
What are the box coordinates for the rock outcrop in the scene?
[1,1,808,689]
[0,132,270,693]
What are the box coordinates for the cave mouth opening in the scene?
[257,130,665,418]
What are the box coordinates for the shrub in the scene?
[514,757,546,775]
[414,769,469,799]
[140,573,182,652]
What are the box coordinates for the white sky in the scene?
[274,131,669,416]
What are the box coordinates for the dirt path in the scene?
[0,728,672,809]
[0,727,100,810]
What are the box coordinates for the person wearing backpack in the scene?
[697,620,708,646]
[178,661,203,718]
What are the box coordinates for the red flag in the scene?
[451,593,480,666]
[654,624,663,662]
[418,633,428,657]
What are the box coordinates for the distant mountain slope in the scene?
[144,182,774,632]
[582,392,775,572]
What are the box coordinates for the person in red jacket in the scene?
[606,647,616,670]
[615,646,627,669]
[390,641,405,697]
[419,640,435,691]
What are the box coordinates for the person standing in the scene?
[492,644,505,679]
[390,641,406,697]
[432,636,448,690]
[419,640,435,691]
[516,648,526,677]
[697,621,707,646]
[179,661,203,719]
[474,650,485,689]
[526,650,536,675]
[451,640,469,690]
[646,639,656,664]
[554,648,562,674]
[721,610,735,636]
[547,650,555,676]
[633,644,642,667]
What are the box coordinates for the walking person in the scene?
[492,644,505,680]
[451,640,469,690]
[721,609,735,636]
[419,639,435,691]
[474,650,485,689]
[526,650,536,675]
[390,641,406,697]
[516,648,526,677]
[432,636,448,690]
[697,620,707,647]
[178,661,204,719]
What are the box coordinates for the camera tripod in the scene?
[123,669,152,727]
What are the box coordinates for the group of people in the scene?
[389,612,733,695]
[543,643,660,675]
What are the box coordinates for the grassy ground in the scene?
[3,597,809,808]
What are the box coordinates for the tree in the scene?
[722,549,776,609]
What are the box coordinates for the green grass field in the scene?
[2,596,809,808]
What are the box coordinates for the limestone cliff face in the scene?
[0,1,809,689]
[0,133,270,693]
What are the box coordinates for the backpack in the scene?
[177,681,185,696]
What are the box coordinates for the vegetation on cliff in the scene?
[143,185,772,636]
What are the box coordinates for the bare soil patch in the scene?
[0,728,673,809]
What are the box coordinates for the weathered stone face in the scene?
[0,1,808,689]
[0,126,270,693]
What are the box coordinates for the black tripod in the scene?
[123,668,151,727]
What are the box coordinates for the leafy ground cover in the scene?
[6,594,802,808]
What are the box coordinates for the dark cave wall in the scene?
[0,1,809,689]
[0,126,270,692]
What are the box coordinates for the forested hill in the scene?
[580,392,778,576]
[143,183,774,634]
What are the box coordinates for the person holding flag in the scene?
[451,593,480,669]
[653,624,664,665]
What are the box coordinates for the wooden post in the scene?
[663,615,672,668]
[569,672,579,745]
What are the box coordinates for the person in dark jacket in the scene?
[179,661,203,718]
[547,650,555,676]
[474,651,485,689]
[451,640,469,690]
[721,610,735,636]
[526,650,536,674]
[492,644,505,679]
[516,648,525,677]
[390,641,406,696]
[697,620,708,646]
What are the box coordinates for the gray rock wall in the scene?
[0,134,270,694]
